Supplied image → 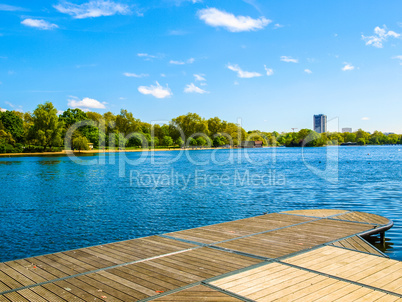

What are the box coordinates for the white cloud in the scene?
[198,8,271,32]
[168,30,188,36]
[184,83,208,94]
[138,82,172,99]
[57,110,64,115]
[280,56,298,63]
[68,97,106,109]
[138,53,156,58]
[392,55,402,65]
[169,58,195,65]
[361,117,370,121]
[362,25,400,48]
[169,60,185,65]
[304,69,312,74]
[264,65,274,76]
[54,0,130,19]
[342,63,355,71]
[21,19,58,30]
[194,74,206,81]
[5,101,14,108]
[273,23,284,29]
[227,64,262,78]
[0,4,24,11]
[123,72,149,78]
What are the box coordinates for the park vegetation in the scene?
[0,102,401,153]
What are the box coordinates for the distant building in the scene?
[240,141,263,148]
[342,127,352,133]
[254,141,263,148]
[313,114,327,133]
[0,107,6,112]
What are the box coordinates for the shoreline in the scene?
[0,147,229,158]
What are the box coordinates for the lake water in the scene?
[0,146,401,262]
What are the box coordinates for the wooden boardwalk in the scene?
[0,209,400,301]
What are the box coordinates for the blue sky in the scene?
[1,0,402,133]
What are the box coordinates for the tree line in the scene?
[0,102,401,153]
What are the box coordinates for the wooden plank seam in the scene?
[277,260,402,298]
[0,247,200,296]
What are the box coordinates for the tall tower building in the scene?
[313,114,327,133]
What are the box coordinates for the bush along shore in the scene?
[1,102,401,154]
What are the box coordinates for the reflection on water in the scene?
[0,146,401,262]
[366,235,394,253]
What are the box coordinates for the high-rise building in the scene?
[342,127,352,133]
[313,114,327,133]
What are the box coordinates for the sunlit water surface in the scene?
[0,145,401,262]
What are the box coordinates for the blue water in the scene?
[0,146,401,262]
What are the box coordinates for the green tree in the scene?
[176,137,184,147]
[59,108,88,127]
[357,138,366,145]
[171,113,209,138]
[163,136,173,147]
[29,102,64,151]
[116,109,140,135]
[196,137,207,146]
[0,111,24,142]
[72,136,89,152]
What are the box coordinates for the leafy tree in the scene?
[387,134,399,144]
[357,138,366,145]
[0,111,24,142]
[207,117,226,135]
[86,111,103,122]
[29,102,64,151]
[116,109,140,135]
[213,135,226,147]
[196,137,207,146]
[176,137,184,147]
[72,136,89,152]
[171,113,209,138]
[59,108,88,127]
[163,136,173,147]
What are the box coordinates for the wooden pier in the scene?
[0,209,400,301]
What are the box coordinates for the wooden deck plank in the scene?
[150,285,243,301]
[0,209,397,301]
[280,209,348,217]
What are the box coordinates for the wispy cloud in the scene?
[123,72,149,78]
[137,53,163,61]
[54,0,130,19]
[198,8,271,32]
[227,64,262,78]
[361,117,370,121]
[184,83,209,94]
[21,19,58,30]
[362,25,400,48]
[5,101,14,108]
[304,69,312,74]
[194,74,206,81]
[280,56,298,63]
[0,4,25,11]
[342,63,355,71]
[68,97,106,109]
[264,65,274,76]
[168,29,188,36]
[392,55,402,65]
[138,82,172,99]
[169,58,195,65]
[273,23,284,29]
